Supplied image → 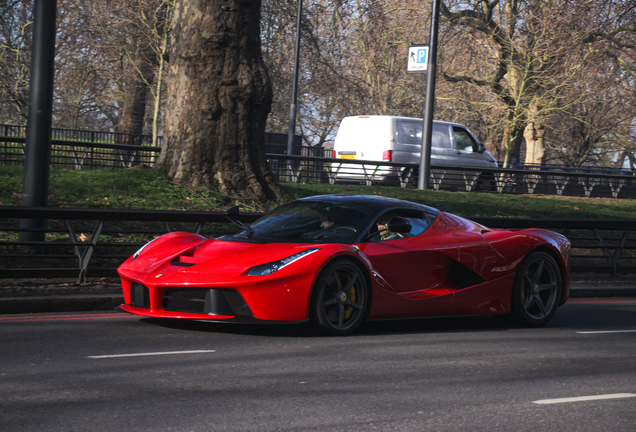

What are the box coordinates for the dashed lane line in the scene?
[87,350,216,359]
[577,329,636,334]
[533,393,636,405]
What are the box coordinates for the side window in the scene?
[368,211,431,242]
[432,124,452,148]
[396,121,422,144]
[453,127,477,152]
[405,217,430,236]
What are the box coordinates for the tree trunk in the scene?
[115,52,155,144]
[157,0,281,202]
[523,109,546,166]
[152,49,166,148]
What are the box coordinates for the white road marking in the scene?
[87,350,215,359]
[577,330,636,334]
[533,393,636,405]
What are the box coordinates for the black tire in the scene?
[309,259,370,336]
[508,251,562,327]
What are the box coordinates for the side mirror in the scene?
[225,206,239,217]
[476,143,486,153]
[388,217,412,234]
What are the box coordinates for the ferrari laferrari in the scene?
[117,195,570,335]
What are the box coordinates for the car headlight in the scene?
[247,248,319,276]
[131,237,160,261]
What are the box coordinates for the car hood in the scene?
[185,239,318,268]
[122,237,334,284]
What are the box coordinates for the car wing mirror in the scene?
[224,205,257,238]
[476,143,486,153]
[225,205,239,218]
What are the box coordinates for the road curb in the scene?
[0,295,124,315]
[569,288,636,298]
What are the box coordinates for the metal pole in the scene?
[286,0,303,181]
[19,0,58,247]
[418,0,441,190]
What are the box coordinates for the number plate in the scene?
[340,154,355,159]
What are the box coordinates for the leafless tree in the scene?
[0,0,32,125]
[157,0,281,201]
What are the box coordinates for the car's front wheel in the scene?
[309,259,369,335]
[509,251,562,327]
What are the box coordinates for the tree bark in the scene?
[157,0,281,202]
[523,118,546,166]
[115,40,156,143]
[116,75,150,141]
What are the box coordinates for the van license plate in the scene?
[340,155,355,159]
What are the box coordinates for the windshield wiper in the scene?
[225,206,257,238]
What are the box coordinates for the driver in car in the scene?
[320,212,337,230]
[376,214,404,241]
[304,212,339,239]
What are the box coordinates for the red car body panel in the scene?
[117,196,570,325]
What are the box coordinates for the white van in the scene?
[331,115,498,190]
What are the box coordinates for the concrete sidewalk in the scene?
[0,273,635,315]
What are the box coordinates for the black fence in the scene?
[0,124,328,169]
[0,136,161,169]
[2,124,636,198]
[0,124,159,146]
[0,206,634,281]
[514,161,636,176]
[269,154,636,199]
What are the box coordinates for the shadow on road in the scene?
[136,300,636,337]
[140,314,508,338]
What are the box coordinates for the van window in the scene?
[453,127,477,151]
[396,121,452,149]
[396,121,421,144]
[432,124,452,148]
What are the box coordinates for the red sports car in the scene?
[117,195,570,335]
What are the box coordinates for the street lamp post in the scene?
[286,0,304,181]
[19,0,58,249]
[418,0,441,190]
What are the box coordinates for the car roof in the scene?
[298,194,440,215]
[344,115,464,128]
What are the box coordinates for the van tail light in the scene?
[382,150,393,162]
[332,150,336,159]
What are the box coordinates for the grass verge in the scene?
[1,164,635,219]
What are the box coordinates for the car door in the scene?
[357,210,458,318]
[450,126,493,188]
[428,123,459,189]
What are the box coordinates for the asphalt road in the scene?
[1,299,635,432]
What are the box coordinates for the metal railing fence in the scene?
[2,130,636,198]
[270,154,636,199]
[0,124,159,146]
[0,136,161,169]
[0,206,634,281]
[515,162,636,176]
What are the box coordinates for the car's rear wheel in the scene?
[508,251,562,327]
[310,259,369,335]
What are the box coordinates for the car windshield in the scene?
[231,200,375,243]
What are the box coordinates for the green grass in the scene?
[2,164,636,219]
